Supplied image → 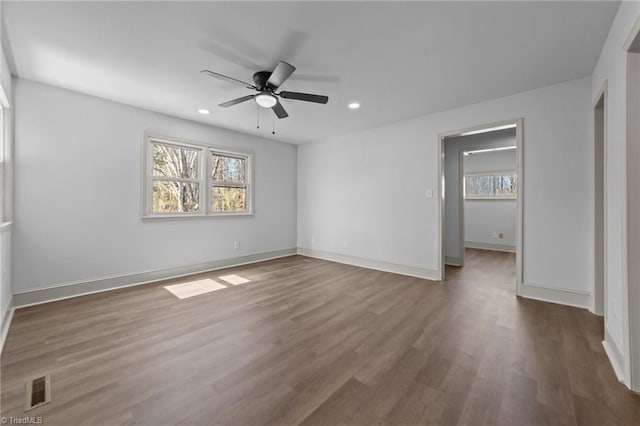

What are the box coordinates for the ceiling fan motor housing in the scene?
[253,71,273,91]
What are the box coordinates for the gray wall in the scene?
[299,77,593,297]
[0,14,13,333]
[12,79,298,293]
[591,0,640,372]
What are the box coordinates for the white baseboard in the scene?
[603,328,625,383]
[0,299,14,355]
[445,256,462,266]
[12,248,297,308]
[519,282,591,309]
[465,241,516,253]
[297,247,439,281]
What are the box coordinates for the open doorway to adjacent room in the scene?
[438,119,523,295]
[624,19,640,392]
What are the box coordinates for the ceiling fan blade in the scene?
[272,100,289,119]
[279,91,329,104]
[201,70,255,89]
[218,95,256,108]
[267,61,296,89]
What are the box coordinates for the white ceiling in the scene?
[3,1,619,144]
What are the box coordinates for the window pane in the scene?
[211,186,246,212]
[153,143,200,179]
[153,180,200,213]
[211,154,245,183]
[495,175,518,197]
[466,175,494,198]
[465,173,517,198]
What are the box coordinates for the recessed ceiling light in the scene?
[348,102,360,110]
[198,109,210,115]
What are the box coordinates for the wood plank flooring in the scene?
[1,249,639,425]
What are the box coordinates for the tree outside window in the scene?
[146,138,252,217]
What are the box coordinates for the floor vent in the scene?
[24,375,51,411]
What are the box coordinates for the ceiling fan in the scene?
[201,61,329,119]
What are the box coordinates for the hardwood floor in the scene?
[2,250,639,425]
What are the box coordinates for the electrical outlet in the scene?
[499,232,504,239]
[426,189,433,199]
[233,241,239,250]
[492,232,498,239]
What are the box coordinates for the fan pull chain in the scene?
[272,114,276,135]
[256,105,260,129]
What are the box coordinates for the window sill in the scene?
[141,213,254,221]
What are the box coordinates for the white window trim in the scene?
[142,134,254,219]
[464,170,518,200]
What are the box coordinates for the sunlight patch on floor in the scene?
[218,274,251,285]
[164,278,227,299]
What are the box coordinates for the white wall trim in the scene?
[0,300,14,355]
[519,282,591,309]
[592,80,608,318]
[11,248,297,308]
[297,247,439,281]
[603,327,626,383]
[464,241,516,253]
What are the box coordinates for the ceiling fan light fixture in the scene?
[255,93,277,108]
[205,60,328,119]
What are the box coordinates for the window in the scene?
[211,153,247,213]
[144,136,252,217]
[152,143,201,213]
[464,171,517,199]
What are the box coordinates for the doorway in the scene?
[593,84,606,317]
[624,20,640,392]
[437,119,523,295]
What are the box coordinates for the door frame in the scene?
[593,81,608,318]
[436,118,524,296]
[623,17,640,392]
